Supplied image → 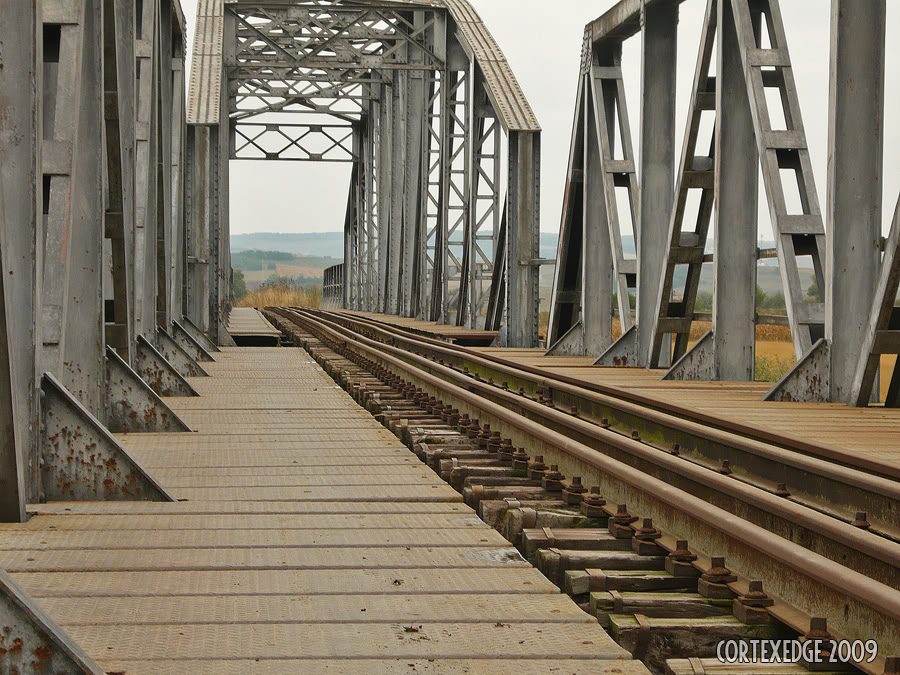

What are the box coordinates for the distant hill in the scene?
[232,231,813,297]
[232,232,345,258]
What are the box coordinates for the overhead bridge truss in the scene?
[190,0,542,345]
[547,0,898,407]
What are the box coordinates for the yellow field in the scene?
[236,286,322,309]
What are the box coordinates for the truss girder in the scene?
[549,0,890,405]
[0,0,196,522]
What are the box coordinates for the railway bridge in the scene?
[0,0,899,673]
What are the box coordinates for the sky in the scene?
[181,1,900,238]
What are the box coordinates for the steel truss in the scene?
[0,0,227,524]
[199,0,541,346]
[548,0,894,405]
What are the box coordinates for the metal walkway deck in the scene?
[0,346,647,674]
[226,308,283,346]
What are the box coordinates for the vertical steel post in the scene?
[583,77,614,355]
[366,97,378,311]
[170,24,186,322]
[388,70,406,315]
[826,0,885,402]
[637,1,678,367]
[0,0,42,510]
[0,241,25,522]
[134,0,159,341]
[378,75,393,313]
[402,13,426,318]
[506,132,540,347]
[104,0,136,362]
[714,0,758,380]
[156,0,174,329]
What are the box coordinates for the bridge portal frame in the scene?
[190,0,543,347]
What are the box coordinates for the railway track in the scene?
[267,307,900,674]
[274,309,900,582]
[312,309,899,531]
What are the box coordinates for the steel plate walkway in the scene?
[0,346,646,674]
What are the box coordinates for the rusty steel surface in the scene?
[134,335,200,397]
[281,309,900,657]
[40,373,175,503]
[315,309,900,543]
[0,570,104,675]
[105,346,191,433]
[0,346,643,673]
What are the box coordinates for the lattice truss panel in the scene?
[195,0,542,342]
[226,3,443,161]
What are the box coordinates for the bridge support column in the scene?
[583,73,614,356]
[826,0,885,403]
[713,0,758,381]
[636,1,678,367]
[506,132,541,348]
[0,0,41,519]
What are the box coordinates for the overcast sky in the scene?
[183,1,899,238]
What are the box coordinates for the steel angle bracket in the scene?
[40,373,175,502]
[105,347,191,433]
[764,338,831,403]
[0,569,104,674]
[156,327,209,378]
[664,329,716,381]
[172,320,216,362]
[595,324,639,367]
[180,315,221,353]
[135,335,199,397]
[545,319,584,357]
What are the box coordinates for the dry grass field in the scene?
[236,285,322,309]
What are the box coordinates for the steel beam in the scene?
[582,73,614,356]
[401,14,427,318]
[0,0,41,517]
[171,23,187,322]
[590,0,691,44]
[41,0,106,417]
[826,0,885,403]
[185,126,212,336]
[157,328,209,378]
[0,214,25,522]
[172,320,216,362]
[636,1,678,368]
[388,69,406,315]
[506,132,540,348]
[104,0,137,362]
[713,0,758,381]
[851,194,900,408]
[546,70,587,355]
[156,0,175,330]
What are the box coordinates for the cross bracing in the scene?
[547,0,898,406]
[186,0,541,342]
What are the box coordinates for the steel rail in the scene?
[328,309,900,481]
[275,307,900,659]
[304,308,900,544]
